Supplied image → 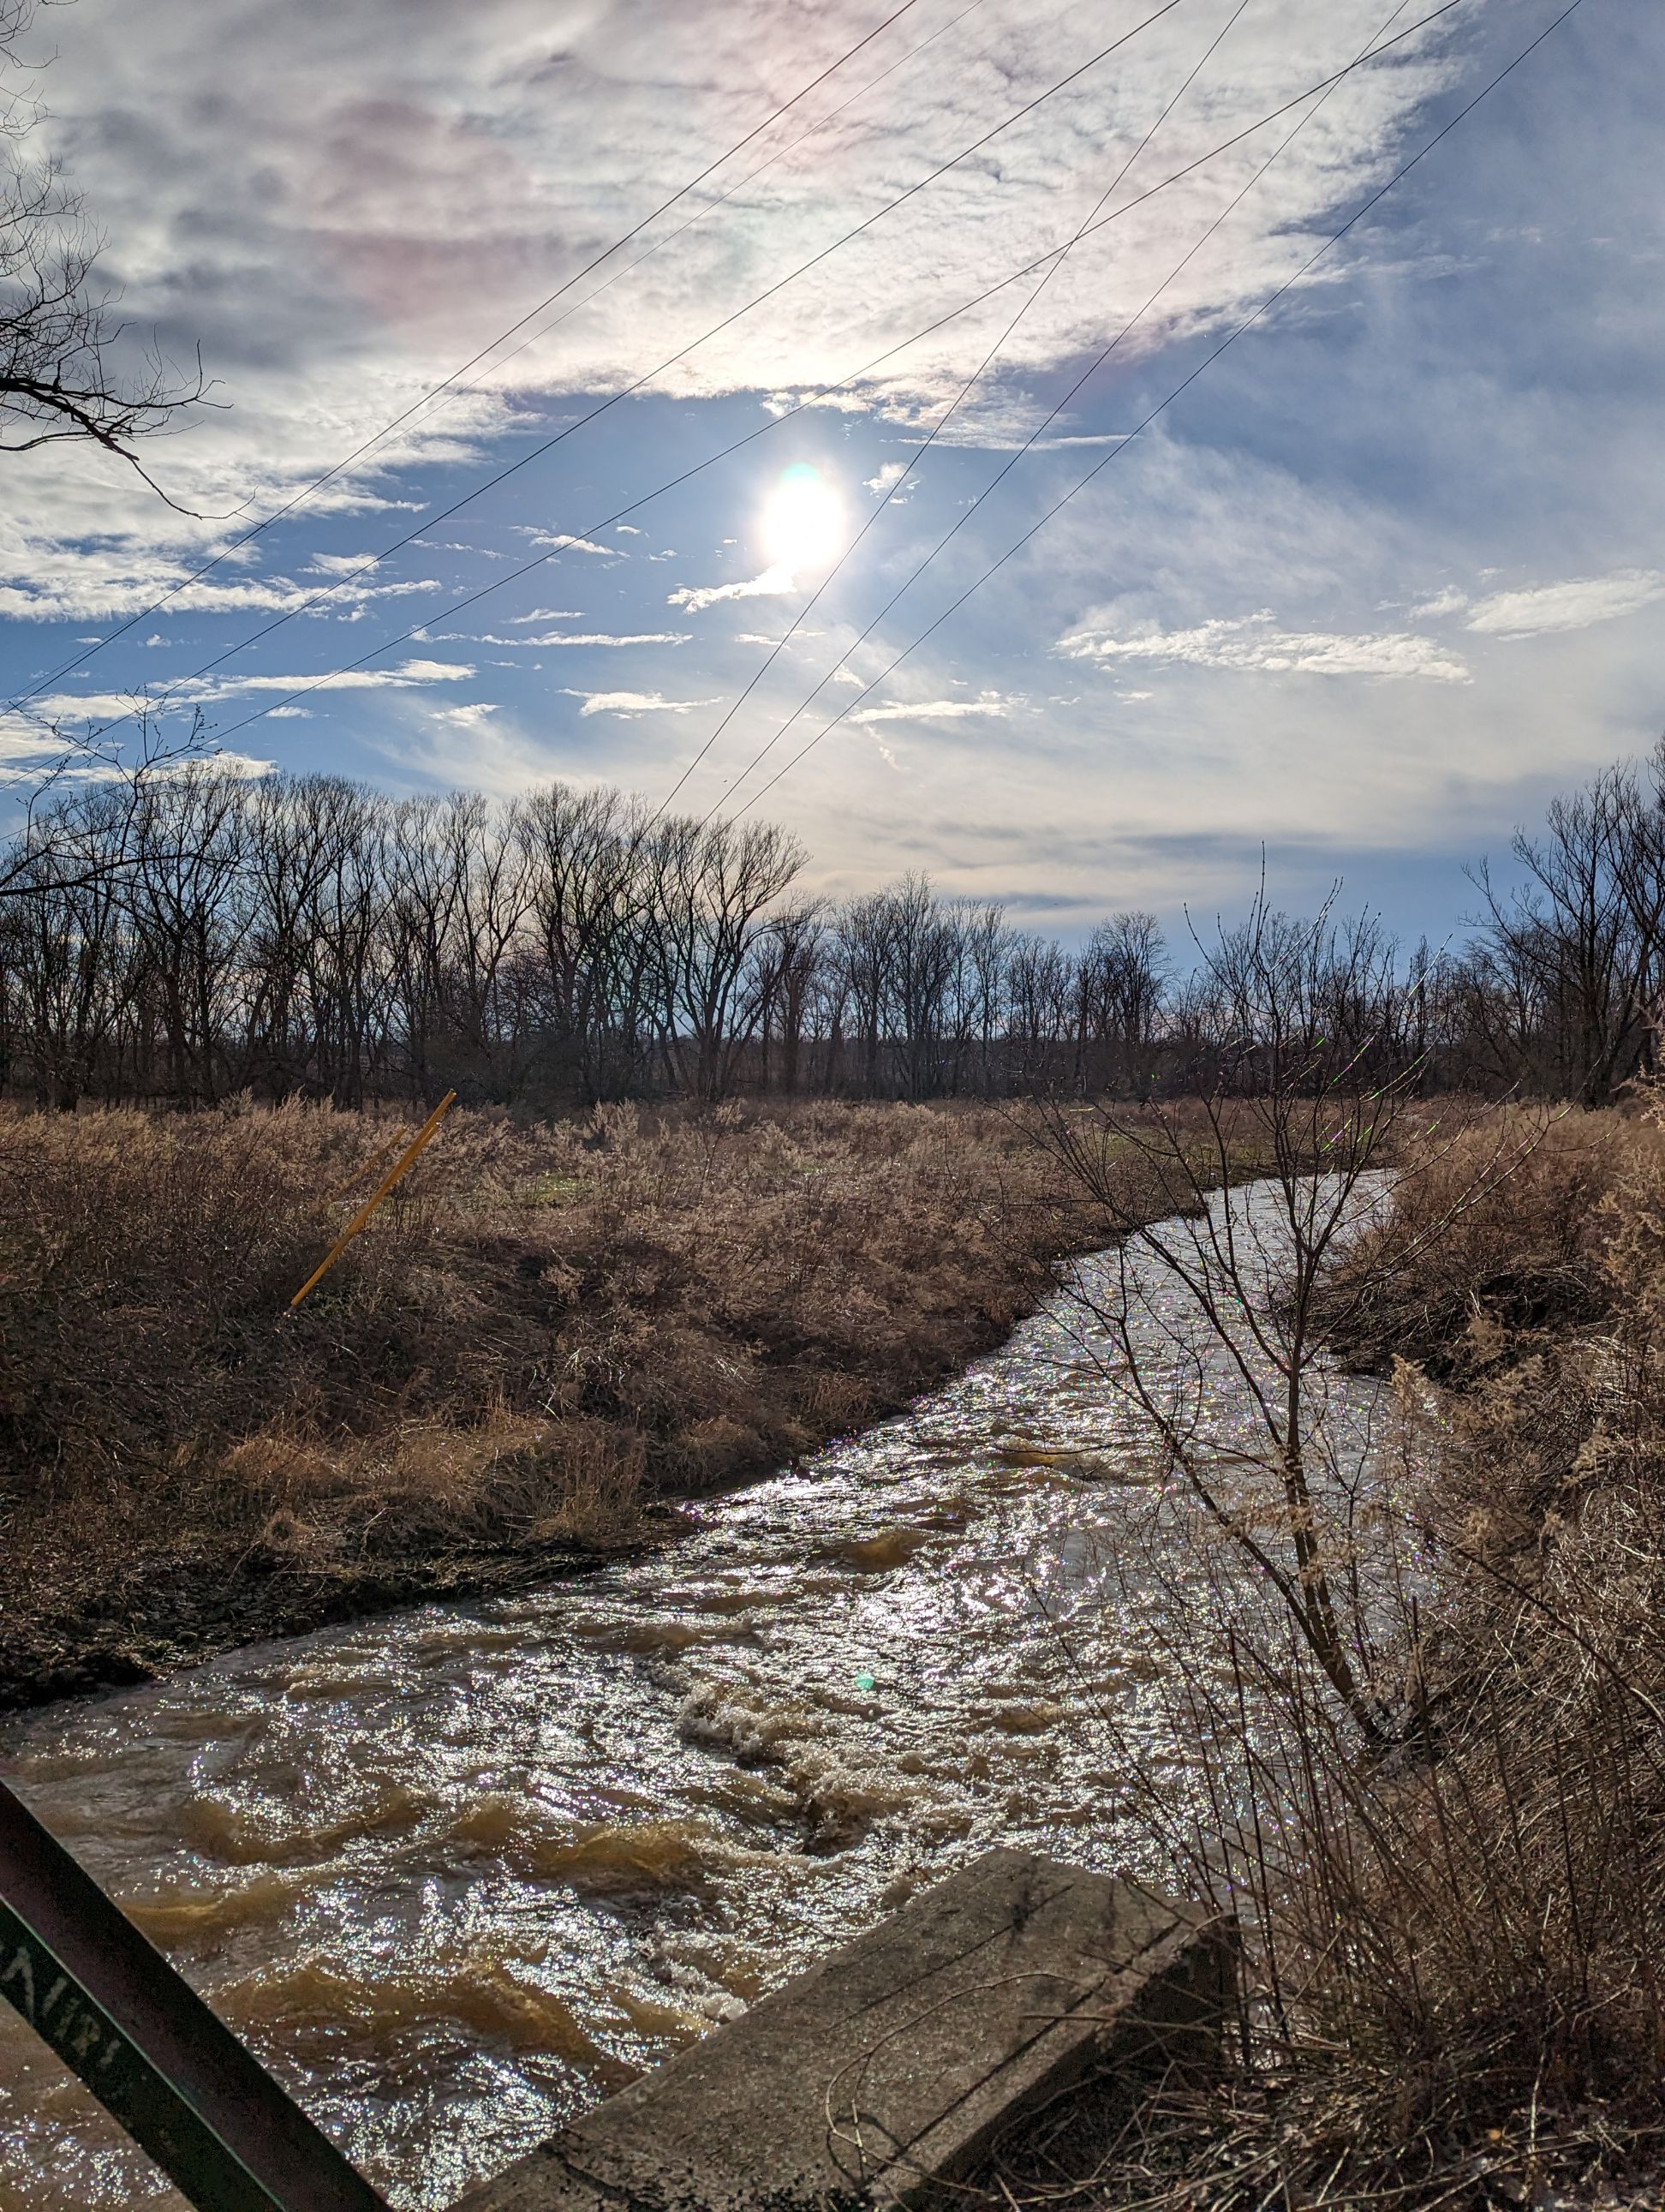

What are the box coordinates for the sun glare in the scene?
[761,462,844,575]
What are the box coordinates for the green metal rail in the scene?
[0,1775,388,2211]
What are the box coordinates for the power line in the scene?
[705,0,1411,817]
[59,0,1192,749]
[423,0,994,431]
[176,1,1466,756]
[5,0,944,716]
[650,0,1257,823]
[728,0,1589,824]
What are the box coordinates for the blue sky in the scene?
[1,0,1660,946]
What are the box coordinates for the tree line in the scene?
[2,742,1662,1109]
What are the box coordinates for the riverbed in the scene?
[0,1183,1396,2210]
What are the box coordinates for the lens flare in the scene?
[761,462,843,575]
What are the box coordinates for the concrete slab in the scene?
[457,1849,1232,2212]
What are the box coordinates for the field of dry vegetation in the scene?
[8,1083,1662,2202]
[0,1095,1155,1707]
[989,1103,1665,2212]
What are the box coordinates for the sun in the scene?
[761,462,844,575]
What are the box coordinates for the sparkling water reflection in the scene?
[0,1183,1393,2209]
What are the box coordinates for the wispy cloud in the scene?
[848,696,1012,724]
[0,569,440,625]
[1407,585,1470,619]
[153,747,275,779]
[668,563,795,613]
[1463,570,1665,638]
[1059,613,1469,683]
[224,657,473,696]
[305,551,381,577]
[439,630,691,648]
[513,529,619,559]
[0,656,474,750]
[563,689,718,718]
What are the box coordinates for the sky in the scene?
[0,0,1660,946]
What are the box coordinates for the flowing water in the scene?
[0,1184,1397,2210]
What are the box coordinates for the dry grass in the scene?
[1316,1103,1640,1378]
[0,1094,1160,1704]
[967,1103,1665,2211]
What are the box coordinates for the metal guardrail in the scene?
[0,1776,389,2212]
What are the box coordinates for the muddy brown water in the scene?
[0,1185,1394,2209]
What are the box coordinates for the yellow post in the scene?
[289,1091,457,1309]
[325,1125,410,1202]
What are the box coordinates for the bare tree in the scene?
[2,780,134,1105]
[832,890,896,1098]
[1035,892,1537,1749]
[752,899,825,1097]
[122,765,247,1102]
[1004,930,1075,1092]
[2,0,205,482]
[885,874,960,1100]
[1078,910,1168,1091]
[517,782,658,1102]
[1470,746,1665,1103]
[653,816,805,1101]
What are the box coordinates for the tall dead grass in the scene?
[0,1095,1119,1702]
[976,1105,1665,2210]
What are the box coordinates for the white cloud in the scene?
[438,629,690,648]
[1,740,276,780]
[159,747,274,779]
[1464,570,1665,639]
[0,0,1475,639]
[564,689,718,718]
[0,655,474,750]
[507,608,582,622]
[668,563,796,613]
[514,629,689,648]
[848,696,1012,724]
[514,530,618,558]
[864,461,908,495]
[0,561,441,625]
[434,701,499,729]
[1408,585,1470,619]
[228,656,472,694]
[306,551,379,577]
[1059,612,1469,683]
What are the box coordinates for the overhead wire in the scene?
[5,0,946,714]
[174,3,1469,759]
[415,0,994,433]
[702,0,1412,818]
[725,0,1589,822]
[59,0,1196,750]
[649,0,1258,823]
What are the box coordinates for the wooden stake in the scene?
[289,1091,457,1309]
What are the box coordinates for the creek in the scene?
[0,1181,1394,2210]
